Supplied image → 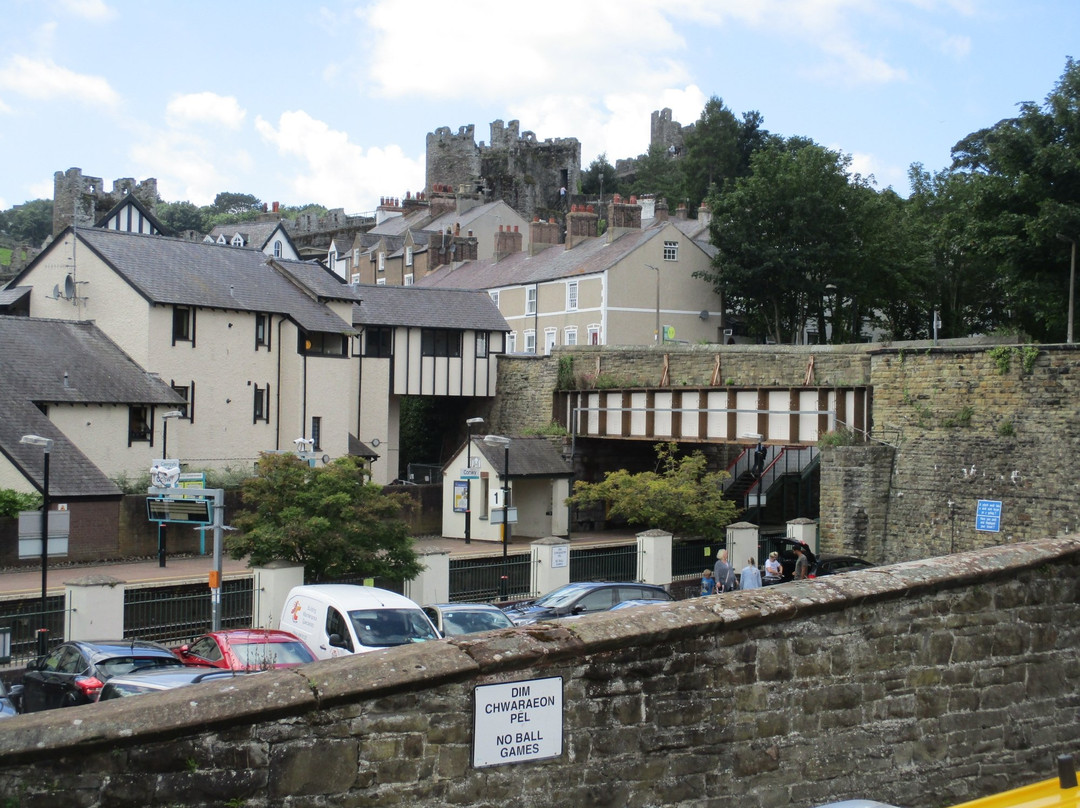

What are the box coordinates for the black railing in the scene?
[0,596,66,666]
[449,554,533,603]
[570,544,638,582]
[123,578,253,647]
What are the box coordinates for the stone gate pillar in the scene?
[530,537,571,596]
[786,517,819,554]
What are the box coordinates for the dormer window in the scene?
[216,235,226,245]
[231,234,244,247]
[273,240,282,258]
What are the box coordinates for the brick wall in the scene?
[1,538,1076,807]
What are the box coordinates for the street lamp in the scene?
[646,264,660,345]
[484,434,511,600]
[1056,234,1076,344]
[464,417,484,544]
[161,410,184,460]
[20,434,53,656]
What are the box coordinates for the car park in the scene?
[174,629,317,671]
[422,603,515,636]
[280,585,440,659]
[811,555,876,578]
[20,639,184,712]
[501,582,674,625]
[0,679,22,718]
[98,668,242,700]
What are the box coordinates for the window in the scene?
[565,327,577,346]
[326,608,353,652]
[170,383,193,419]
[490,290,500,308]
[351,273,360,284]
[299,331,348,357]
[544,328,557,355]
[328,251,336,273]
[311,417,322,452]
[255,313,270,350]
[475,331,488,358]
[253,383,270,423]
[588,324,601,345]
[507,332,517,353]
[273,240,282,258]
[378,252,385,272]
[525,287,537,315]
[421,329,462,358]
[376,278,386,286]
[231,234,244,247]
[524,329,536,354]
[353,248,360,265]
[403,273,414,286]
[172,306,194,345]
[567,281,578,311]
[664,240,679,261]
[128,405,151,444]
[365,326,393,358]
[405,246,413,267]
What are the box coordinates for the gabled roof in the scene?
[0,316,185,497]
[415,223,701,291]
[207,221,294,252]
[350,283,508,331]
[95,194,167,235]
[423,200,520,234]
[0,285,31,309]
[272,258,359,304]
[469,436,573,478]
[368,208,431,237]
[18,228,353,334]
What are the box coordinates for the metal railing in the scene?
[449,554,533,602]
[570,544,638,582]
[0,596,66,666]
[124,578,254,647]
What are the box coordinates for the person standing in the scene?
[713,550,736,593]
[763,551,783,585]
[700,568,716,597]
[793,545,810,580]
[740,557,762,590]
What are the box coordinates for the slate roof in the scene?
[273,258,359,303]
[423,200,514,234]
[414,225,674,291]
[65,228,352,334]
[207,221,290,251]
[469,437,573,478]
[368,209,431,237]
[0,316,186,497]
[0,285,31,307]
[350,284,508,331]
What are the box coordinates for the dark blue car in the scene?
[502,582,673,625]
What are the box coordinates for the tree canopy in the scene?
[0,199,53,246]
[227,453,421,583]
[565,443,738,540]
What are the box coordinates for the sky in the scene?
[0,0,1077,214]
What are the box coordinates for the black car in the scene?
[812,555,875,578]
[98,668,241,700]
[502,582,674,625]
[21,639,184,712]
[760,537,818,583]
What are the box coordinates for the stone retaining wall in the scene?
[1,537,1077,807]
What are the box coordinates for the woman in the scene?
[764,551,783,585]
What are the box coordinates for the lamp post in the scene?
[161,410,184,460]
[20,434,53,656]
[1056,234,1076,344]
[464,417,484,544]
[646,264,660,344]
[484,434,511,600]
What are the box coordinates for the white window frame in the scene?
[403,273,414,286]
[507,331,517,353]
[567,280,578,311]
[376,277,386,286]
[524,329,537,354]
[378,252,386,272]
[564,326,578,346]
[273,240,283,258]
[663,240,678,261]
[405,246,413,267]
[490,290,500,308]
[525,287,537,315]
[544,328,557,355]
[350,273,360,284]
[231,234,244,247]
[588,324,601,345]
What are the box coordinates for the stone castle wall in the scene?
[1,538,1077,807]
[52,168,159,236]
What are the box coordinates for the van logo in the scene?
[289,600,303,622]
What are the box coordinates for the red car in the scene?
[175,629,317,671]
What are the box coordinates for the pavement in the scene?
[0,531,638,598]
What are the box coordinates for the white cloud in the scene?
[0,56,120,107]
[166,92,247,129]
[0,96,11,114]
[848,150,909,193]
[56,0,116,20]
[129,131,236,205]
[255,110,424,211]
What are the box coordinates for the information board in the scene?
[976,499,1002,532]
[473,677,563,768]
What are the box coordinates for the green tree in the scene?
[679,97,741,211]
[580,153,618,197]
[0,199,54,245]
[210,191,262,216]
[629,142,684,205]
[0,489,41,518]
[156,200,207,235]
[227,453,421,582]
[565,443,737,540]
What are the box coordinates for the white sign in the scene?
[473,677,563,768]
[551,545,569,568]
[461,469,480,480]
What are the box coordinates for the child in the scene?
[700,568,716,597]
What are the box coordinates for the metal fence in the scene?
[0,596,67,666]
[123,578,254,647]
[449,554,533,602]
[570,544,638,583]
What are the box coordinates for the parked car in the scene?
[99,668,242,700]
[422,603,515,636]
[0,679,22,718]
[761,537,819,583]
[608,598,672,611]
[501,582,674,626]
[811,555,876,578]
[280,585,440,659]
[21,639,184,712]
[174,629,317,671]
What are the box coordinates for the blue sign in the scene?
[975,499,1002,532]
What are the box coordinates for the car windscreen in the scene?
[348,608,439,647]
[530,586,590,608]
[233,641,315,667]
[99,681,162,699]
[442,610,514,635]
[96,655,184,679]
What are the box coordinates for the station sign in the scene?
[147,496,213,525]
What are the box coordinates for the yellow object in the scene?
[949,776,1079,808]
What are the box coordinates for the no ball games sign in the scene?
[472,677,563,768]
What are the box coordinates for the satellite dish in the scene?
[322,454,330,465]
[63,275,75,300]
[50,284,61,300]
[699,310,709,320]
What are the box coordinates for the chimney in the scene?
[428,183,456,220]
[529,216,561,256]
[606,194,643,242]
[675,202,688,220]
[565,204,599,249]
[698,202,712,229]
[654,198,669,223]
[495,225,523,261]
[638,195,656,221]
[272,201,279,213]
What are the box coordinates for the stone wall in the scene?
[1,538,1077,807]
[52,168,158,236]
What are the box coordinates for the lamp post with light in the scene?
[464,417,484,544]
[484,434,511,600]
[158,410,185,568]
[20,434,53,656]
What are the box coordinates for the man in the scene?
[713,550,736,593]
[793,545,810,580]
[740,557,762,590]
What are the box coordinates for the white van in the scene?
[279,584,440,660]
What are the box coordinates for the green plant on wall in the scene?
[943,405,975,428]
[818,427,858,447]
[556,355,575,390]
[988,346,1013,375]
[1021,345,1039,373]
[522,420,569,437]
[997,420,1016,437]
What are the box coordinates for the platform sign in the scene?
[473,677,563,768]
[489,507,518,525]
[18,510,70,558]
[453,480,469,513]
[976,499,1002,532]
[147,496,214,524]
